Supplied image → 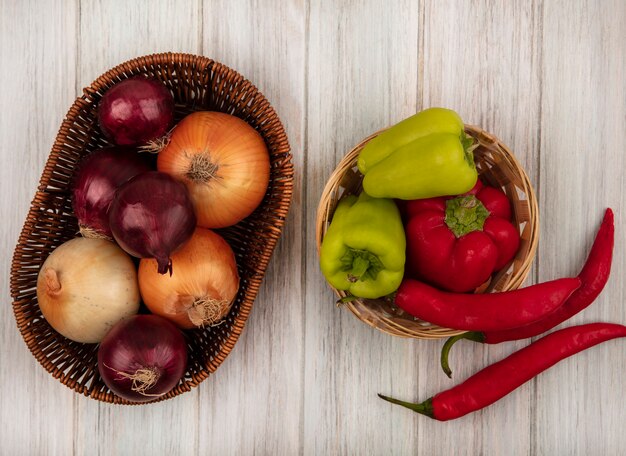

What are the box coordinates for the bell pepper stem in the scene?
[341,248,385,283]
[377,394,435,418]
[444,195,490,238]
[440,331,486,378]
[461,131,479,167]
[349,256,370,282]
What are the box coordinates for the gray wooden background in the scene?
[1,0,625,455]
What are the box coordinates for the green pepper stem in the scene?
[440,331,486,378]
[349,256,370,282]
[377,394,435,418]
[461,131,479,168]
[341,248,385,283]
[444,195,490,238]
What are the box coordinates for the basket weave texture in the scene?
[10,53,293,403]
[316,125,538,339]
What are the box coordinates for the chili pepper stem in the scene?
[377,394,434,418]
[440,331,486,378]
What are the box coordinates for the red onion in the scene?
[72,147,151,239]
[109,171,196,274]
[98,77,174,146]
[98,315,187,403]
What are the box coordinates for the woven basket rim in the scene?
[315,124,539,339]
[10,52,294,403]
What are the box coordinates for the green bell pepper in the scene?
[320,192,405,299]
[357,107,478,199]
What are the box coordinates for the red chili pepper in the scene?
[380,323,626,421]
[440,209,614,377]
[394,277,581,332]
[404,180,520,293]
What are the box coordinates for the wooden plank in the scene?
[0,0,78,455]
[76,0,201,89]
[73,1,201,455]
[304,1,420,454]
[418,1,542,454]
[198,0,306,454]
[536,1,626,454]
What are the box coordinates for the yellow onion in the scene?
[138,227,240,329]
[36,237,140,343]
[157,111,270,228]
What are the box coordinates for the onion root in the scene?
[187,297,231,327]
[186,153,220,183]
[79,225,113,241]
[105,364,162,397]
[138,133,171,154]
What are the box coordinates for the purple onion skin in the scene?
[72,147,151,238]
[98,315,188,403]
[109,171,196,274]
[98,77,174,146]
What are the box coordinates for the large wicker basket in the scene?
[10,53,293,403]
[316,125,538,339]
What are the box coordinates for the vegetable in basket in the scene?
[394,277,580,332]
[109,171,196,275]
[404,180,520,293]
[98,314,187,403]
[157,111,270,228]
[357,107,478,199]
[139,227,240,329]
[72,147,151,239]
[98,77,174,146]
[36,237,140,343]
[320,192,405,299]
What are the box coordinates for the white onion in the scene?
[36,237,140,343]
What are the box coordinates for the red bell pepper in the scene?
[404,180,520,293]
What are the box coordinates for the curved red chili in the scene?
[394,277,581,332]
[440,208,614,377]
[380,323,626,421]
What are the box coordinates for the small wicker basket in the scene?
[10,53,293,403]
[316,125,539,339]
